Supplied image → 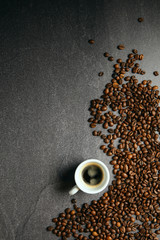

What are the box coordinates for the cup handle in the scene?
[69,185,79,195]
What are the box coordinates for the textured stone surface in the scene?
[0,0,160,239]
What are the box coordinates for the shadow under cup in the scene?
[75,159,110,194]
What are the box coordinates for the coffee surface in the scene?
[82,165,103,185]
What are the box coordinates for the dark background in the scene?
[0,0,160,239]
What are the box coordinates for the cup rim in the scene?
[74,159,110,194]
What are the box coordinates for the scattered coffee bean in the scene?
[98,72,104,77]
[46,226,54,231]
[117,44,125,50]
[92,130,98,136]
[152,85,158,90]
[138,17,144,22]
[100,145,106,150]
[139,54,144,60]
[132,49,138,54]
[153,71,159,76]
[52,218,58,223]
[88,39,95,44]
[104,52,109,57]
[117,58,122,63]
[108,56,114,61]
[90,123,96,128]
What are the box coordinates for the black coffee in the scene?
[82,164,103,185]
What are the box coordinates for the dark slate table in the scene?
[0,0,160,239]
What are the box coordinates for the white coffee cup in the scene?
[69,159,110,195]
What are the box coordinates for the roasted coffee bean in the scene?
[117,44,125,50]
[101,106,107,111]
[153,71,159,76]
[100,145,106,150]
[103,122,108,129]
[152,85,158,90]
[104,52,109,57]
[142,80,147,85]
[114,64,120,69]
[108,56,114,61]
[90,123,96,128]
[101,134,106,139]
[139,54,144,60]
[113,82,119,88]
[47,226,54,231]
[106,236,112,240]
[132,49,138,54]
[98,72,104,77]
[117,58,122,63]
[93,130,98,136]
[73,233,78,238]
[65,208,71,214]
[52,218,58,223]
[88,39,95,44]
[128,53,134,58]
[138,17,144,22]
[97,131,102,136]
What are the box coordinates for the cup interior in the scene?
[75,159,110,194]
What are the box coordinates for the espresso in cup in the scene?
[82,163,103,186]
[69,159,110,195]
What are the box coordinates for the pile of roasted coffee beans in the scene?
[47,48,160,240]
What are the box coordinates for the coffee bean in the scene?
[139,54,144,60]
[128,53,134,58]
[138,17,144,22]
[120,226,126,233]
[100,145,106,150]
[142,80,147,85]
[98,72,104,77]
[73,233,78,238]
[130,217,135,222]
[108,56,114,61]
[101,106,107,111]
[97,131,102,136]
[52,218,58,223]
[88,39,95,44]
[132,49,138,54]
[47,226,54,231]
[114,64,119,69]
[83,237,88,240]
[104,52,109,57]
[127,153,132,159]
[153,71,159,76]
[70,210,75,215]
[132,67,138,73]
[117,179,121,185]
[92,231,98,236]
[122,173,128,178]
[91,210,96,215]
[117,58,122,63]
[117,45,125,50]
[65,208,70,214]
[103,122,108,129]
[113,82,119,88]
[90,123,96,128]
[152,86,158,90]
[93,130,98,136]
[106,236,112,240]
